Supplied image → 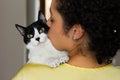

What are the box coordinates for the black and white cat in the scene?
[15,11,69,67]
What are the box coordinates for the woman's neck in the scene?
[67,52,106,68]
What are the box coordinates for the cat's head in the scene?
[15,11,49,48]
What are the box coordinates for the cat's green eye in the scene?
[27,34,33,38]
[40,28,45,33]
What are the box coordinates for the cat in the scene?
[15,11,69,67]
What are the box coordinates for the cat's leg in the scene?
[59,55,69,63]
[46,58,61,68]
[49,59,60,67]
[50,55,69,67]
[45,55,69,67]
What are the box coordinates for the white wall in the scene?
[27,0,40,25]
[0,0,26,80]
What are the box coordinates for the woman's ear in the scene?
[72,24,85,40]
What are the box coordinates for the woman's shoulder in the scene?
[29,63,120,70]
[20,63,53,71]
[12,63,120,80]
[109,65,120,71]
[21,63,120,71]
[12,63,54,80]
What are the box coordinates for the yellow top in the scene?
[12,63,120,80]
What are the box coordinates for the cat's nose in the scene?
[36,37,40,41]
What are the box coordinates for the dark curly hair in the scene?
[55,0,120,64]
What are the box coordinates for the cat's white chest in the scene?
[28,38,69,67]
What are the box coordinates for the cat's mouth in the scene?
[36,42,41,46]
[29,40,41,47]
[36,40,45,46]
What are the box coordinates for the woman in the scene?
[12,0,120,80]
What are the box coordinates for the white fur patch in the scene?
[26,28,69,67]
[26,28,47,49]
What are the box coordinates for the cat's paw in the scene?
[47,59,61,68]
[59,56,69,63]
[46,56,69,68]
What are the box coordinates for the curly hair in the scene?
[56,0,120,64]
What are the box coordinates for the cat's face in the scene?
[15,11,49,48]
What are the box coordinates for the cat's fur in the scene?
[15,11,69,67]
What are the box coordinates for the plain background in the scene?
[0,0,26,80]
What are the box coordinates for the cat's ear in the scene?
[38,10,46,23]
[15,24,26,36]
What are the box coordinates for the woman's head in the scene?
[47,0,79,53]
[48,0,120,64]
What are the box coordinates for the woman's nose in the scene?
[46,18,51,28]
